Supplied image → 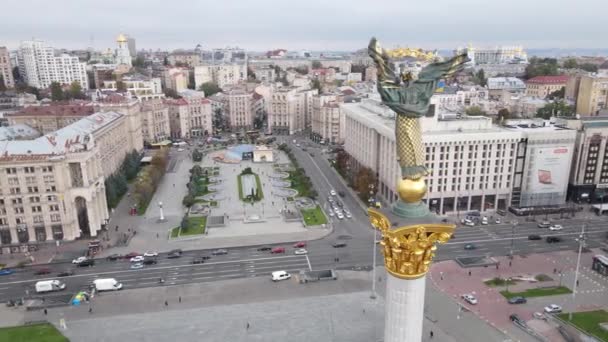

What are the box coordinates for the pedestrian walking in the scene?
[576,280,580,287]
[156,233,159,238]
[44,308,48,315]
[88,307,92,314]
[246,322,250,330]
[179,296,182,303]
[115,225,118,231]
[165,300,168,307]
[430,331,434,339]
[468,271,471,276]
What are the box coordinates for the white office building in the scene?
[18,40,88,89]
[194,63,247,89]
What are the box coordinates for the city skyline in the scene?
[2,0,607,51]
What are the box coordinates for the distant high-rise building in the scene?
[0,47,15,89]
[115,33,132,67]
[127,35,136,57]
[17,40,88,89]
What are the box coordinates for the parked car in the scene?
[464,244,476,250]
[212,249,228,255]
[271,270,291,282]
[463,219,475,226]
[294,248,308,255]
[528,234,542,240]
[546,236,562,243]
[0,269,15,276]
[34,268,51,275]
[508,296,527,304]
[191,257,205,264]
[130,256,144,263]
[495,218,501,224]
[330,190,337,196]
[130,262,144,269]
[72,256,88,264]
[167,251,182,259]
[143,251,158,257]
[544,304,562,313]
[481,217,488,225]
[332,242,347,248]
[549,224,563,231]
[271,247,285,254]
[510,314,524,323]
[293,242,307,248]
[56,270,74,277]
[143,258,157,265]
[257,246,272,251]
[106,254,122,261]
[200,255,211,260]
[338,191,345,197]
[77,259,95,267]
[537,221,551,228]
[461,294,478,305]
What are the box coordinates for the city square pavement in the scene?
[429,249,608,341]
[7,268,515,342]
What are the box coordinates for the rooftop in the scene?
[7,104,95,118]
[487,77,526,90]
[526,75,569,84]
[0,124,41,141]
[0,111,123,159]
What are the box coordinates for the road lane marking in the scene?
[306,255,312,271]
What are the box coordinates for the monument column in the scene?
[384,275,426,341]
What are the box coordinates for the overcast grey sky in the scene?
[2,0,606,51]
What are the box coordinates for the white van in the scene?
[93,278,123,291]
[271,271,291,282]
[35,280,66,293]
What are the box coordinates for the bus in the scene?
[592,254,608,276]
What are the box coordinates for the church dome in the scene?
[117,33,128,43]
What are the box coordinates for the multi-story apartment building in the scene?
[0,111,139,253]
[525,75,569,99]
[223,89,253,131]
[312,94,343,143]
[140,100,170,144]
[560,116,608,202]
[95,93,144,153]
[17,40,88,89]
[194,63,247,89]
[165,90,212,139]
[295,88,317,131]
[162,67,189,92]
[0,47,15,89]
[253,67,275,82]
[267,87,317,135]
[576,74,608,116]
[102,74,164,101]
[431,86,488,111]
[167,51,202,67]
[6,104,95,134]
[456,45,528,65]
[487,77,526,100]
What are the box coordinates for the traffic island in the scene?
[170,216,207,238]
[237,167,263,203]
[500,286,571,299]
[301,205,328,226]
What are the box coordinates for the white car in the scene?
[337,213,344,220]
[549,225,563,231]
[463,219,475,226]
[345,211,352,219]
[271,270,291,282]
[130,256,144,263]
[143,251,158,257]
[544,304,562,313]
[495,218,501,224]
[177,148,185,152]
[328,211,335,217]
[72,256,88,264]
[294,249,308,255]
[481,217,488,225]
[334,208,341,214]
[330,190,337,196]
[461,294,478,305]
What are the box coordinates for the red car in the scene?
[293,242,307,248]
[271,247,285,254]
[124,252,140,259]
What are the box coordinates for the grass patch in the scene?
[557,310,608,341]
[0,323,68,342]
[170,216,207,238]
[500,286,572,299]
[237,173,263,203]
[137,199,151,216]
[301,205,328,226]
[535,274,553,282]
[484,277,518,287]
[194,199,218,207]
[286,197,294,202]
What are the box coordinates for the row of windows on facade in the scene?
[5,166,53,174]
[3,186,57,195]
[1,204,60,215]
[426,143,516,153]
[0,225,64,244]
[0,212,62,226]
[6,175,55,185]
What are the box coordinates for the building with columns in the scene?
[0,47,15,89]
[0,111,137,254]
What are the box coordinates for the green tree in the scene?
[50,82,64,101]
[312,60,322,69]
[465,106,486,116]
[497,108,511,123]
[536,101,575,119]
[182,194,195,208]
[294,66,309,75]
[199,82,222,97]
[69,81,84,99]
[0,75,6,92]
[525,57,559,79]
[354,167,377,203]
[579,63,598,73]
[213,108,225,133]
[547,86,565,100]
[563,58,578,69]
[188,71,195,90]
[312,79,323,93]
[473,69,487,87]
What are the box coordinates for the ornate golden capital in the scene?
[369,208,455,280]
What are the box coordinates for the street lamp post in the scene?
[510,220,517,259]
[569,220,587,321]
[158,201,165,222]
[505,277,512,294]
[369,184,377,300]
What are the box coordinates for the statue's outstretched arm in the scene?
[417,53,469,82]
[368,37,398,86]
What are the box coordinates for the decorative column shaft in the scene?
[385,275,426,342]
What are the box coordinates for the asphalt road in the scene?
[1,136,607,303]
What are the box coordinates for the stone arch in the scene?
[74,196,91,237]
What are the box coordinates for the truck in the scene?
[93,278,123,291]
[35,280,66,293]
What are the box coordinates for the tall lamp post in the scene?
[158,201,166,222]
[369,184,377,299]
[510,220,517,259]
[569,219,587,321]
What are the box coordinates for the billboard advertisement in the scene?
[528,147,571,194]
